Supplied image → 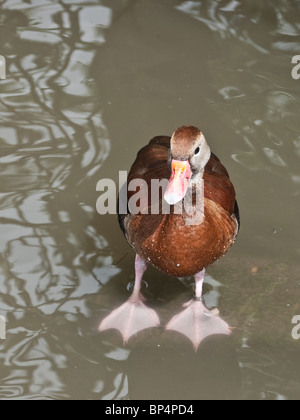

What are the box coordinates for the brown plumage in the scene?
[119,131,239,277]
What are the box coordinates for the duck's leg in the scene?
[99,254,160,344]
[166,269,231,351]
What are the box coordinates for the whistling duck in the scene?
[99,126,239,349]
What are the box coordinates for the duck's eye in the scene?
[194,147,200,155]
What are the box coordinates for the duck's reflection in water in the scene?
[127,334,241,400]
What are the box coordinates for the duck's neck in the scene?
[184,170,205,226]
[191,168,205,183]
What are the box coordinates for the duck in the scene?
[99,126,240,349]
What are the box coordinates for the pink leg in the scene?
[131,254,148,300]
[166,269,231,351]
[99,254,160,344]
[194,269,205,299]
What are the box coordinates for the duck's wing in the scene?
[204,153,239,224]
[118,136,171,246]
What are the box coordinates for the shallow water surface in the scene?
[0,0,300,400]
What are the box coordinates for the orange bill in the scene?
[164,160,192,205]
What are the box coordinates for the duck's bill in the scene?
[164,159,192,205]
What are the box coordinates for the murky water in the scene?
[0,0,300,400]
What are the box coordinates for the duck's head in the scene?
[164,126,211,205]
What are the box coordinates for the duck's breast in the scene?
[136,198,238,277]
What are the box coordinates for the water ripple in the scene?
[0,0,117,400]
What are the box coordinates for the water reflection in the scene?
[127,335,241,400]
[0,0,118,399]
[0,0,299,400]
